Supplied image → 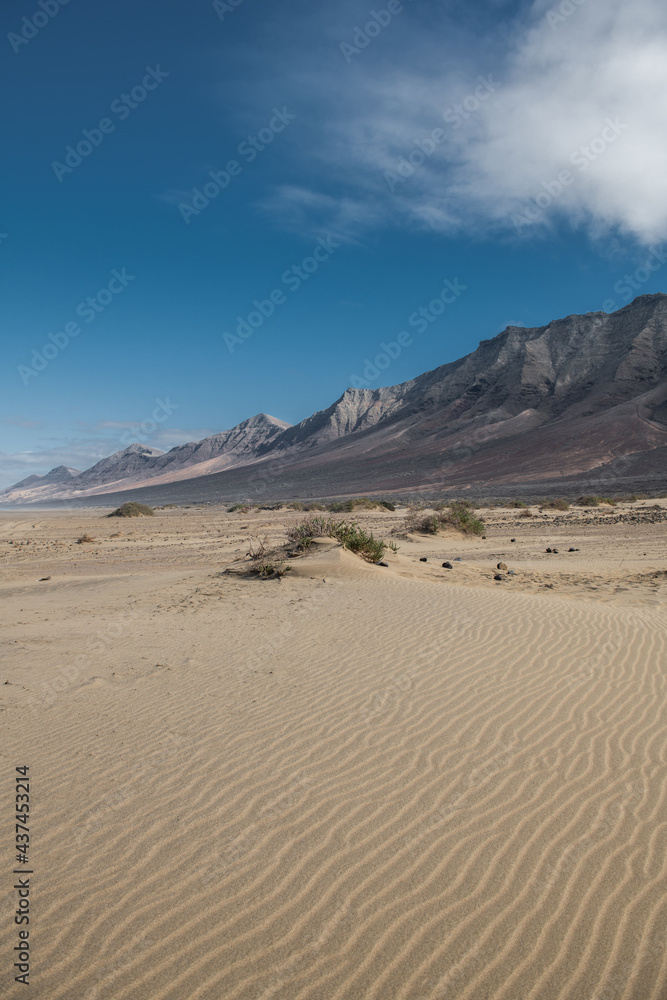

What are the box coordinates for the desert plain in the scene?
[1,498,666,1000]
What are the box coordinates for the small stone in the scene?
[552,548,559,554]
[494,574,504,581]
[497,562,508,571]
[442,562,453,569]
[375,561,389,568]
[511,538,516,543]
[546,548,552,553]
[420,557,428,562]
[39,577,51,582]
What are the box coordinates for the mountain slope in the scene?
[3,294,666,505]
[0,415,291,504]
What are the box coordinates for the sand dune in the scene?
[1,503,666,999]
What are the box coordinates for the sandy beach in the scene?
[1,500,666,1000]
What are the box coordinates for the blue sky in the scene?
[2,0,666,487]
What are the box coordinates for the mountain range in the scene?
[3,293,666,506]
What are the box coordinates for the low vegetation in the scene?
[245,535,290,579]
[77,533,95,543]
[286,516,386,562]
[328,521,386,562]
[107,502,154,518]
[402,502,485,536]
[329,498,395,513]
[576,495,617,507]
[540,499,570,511]
[286,501,326,511]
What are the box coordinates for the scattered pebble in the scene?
[511,538,516,543]
[494,574,504,582]
[497,562,508,571]
[442,562,453,569]
[39,577,51,582]
[420,557,428,562]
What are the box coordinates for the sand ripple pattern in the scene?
[5,577,667,1000]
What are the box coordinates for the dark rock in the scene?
[375,561,389,567]
[497,562,508,571]
[494,574,504,581]
[553,548,559,554]
[420,557,428,562]
[546,548,552,553]
[442,562,453,569]
[511,538,516,543]
[39,576,51,581]
[568,547,579,552]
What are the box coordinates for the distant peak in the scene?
[119,443,164,457]
[243,412,291,429]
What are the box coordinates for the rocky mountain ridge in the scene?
[3,294,666,505]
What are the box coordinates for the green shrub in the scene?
[328,520,386,562]
[541,499,570,511]
[576,495,617,507]
[442,503,485,535]
[285,517,330,550]
[108,502,154,518]
[286,516,386,562]
[402,503,485,536]
[254,562,291,579]
[506,499,529,508]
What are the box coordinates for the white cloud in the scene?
[260,0,667,245]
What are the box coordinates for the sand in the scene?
[1,501,666,999]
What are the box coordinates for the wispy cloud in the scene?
[0,427,219,490]
[1,417,46,430]
[248,0,667,245]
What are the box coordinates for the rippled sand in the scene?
[1,502,666,999]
